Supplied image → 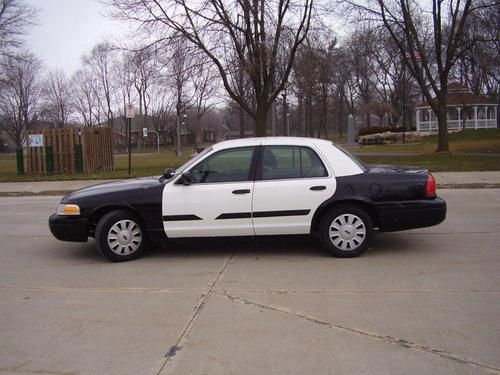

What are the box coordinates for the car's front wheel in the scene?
[95,210,147,262]
[320,205,373,257]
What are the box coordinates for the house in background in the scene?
[415,82,498,132]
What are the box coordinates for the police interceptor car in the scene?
[49,137,446,261]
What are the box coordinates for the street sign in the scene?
[143,128,148,137]
[126,103,135,118]
[28,134,44,147]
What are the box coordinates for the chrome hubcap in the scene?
[107,219,142,255]
[329,214,366,251]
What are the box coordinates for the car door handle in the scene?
[232,189,251,195]
[310,186,326,191]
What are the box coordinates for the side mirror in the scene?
[179,171,194,186]
[163,168,176,179]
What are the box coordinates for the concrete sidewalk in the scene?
[0,172,500,196]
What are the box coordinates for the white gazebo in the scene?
[416,82,498,132]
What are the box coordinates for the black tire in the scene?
[95,210,147,262]
[319,205,373,258]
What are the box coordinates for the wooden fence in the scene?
[26,128,113,175]
[82,127,114,174]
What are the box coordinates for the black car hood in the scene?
[64,177,162,200]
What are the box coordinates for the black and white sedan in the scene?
[49,137,446,261]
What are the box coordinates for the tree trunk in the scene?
[308,97,314,138]
[255,108,268,137]
[239,105,245,138]
[435,105,450,153]
[338,95,344,138]
[297,96,303,137]
[322,92,328,139]
[304,96,309,137]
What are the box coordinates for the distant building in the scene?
[415,82,498,132]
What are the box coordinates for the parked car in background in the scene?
[49,137,446,261]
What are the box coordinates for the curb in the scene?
[437,183,500,189]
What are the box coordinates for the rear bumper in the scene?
[373,197,447,232]
[49,214,88,242]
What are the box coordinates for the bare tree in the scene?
[111,51,136,148]
[330,46,355,137]
[0,52,42,146]
[115,52,135,117]
[0,0,37,59]
[228,49,254,137]
[40,69,72,128]
[191,57,220,145]
[292,30,336,138]
[83,42,117,130]
[150,83,176,143]
[71,66,102,127]
[292,40,317,137]
[168,36,195,154]
[342,0,493,152]
[452,1,499,96]
[109,0,314,136]
[345,28,378,128]
[131,46,159,125]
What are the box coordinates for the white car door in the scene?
[252,145,335,235]
[162,146,257,238]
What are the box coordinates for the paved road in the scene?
[0,190,499,375]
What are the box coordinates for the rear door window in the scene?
[260,146,328,180]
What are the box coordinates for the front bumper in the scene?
[373,197,447,232]
[49,214,88,242]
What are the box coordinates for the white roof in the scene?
[212,137,333,150]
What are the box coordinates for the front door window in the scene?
[190,147,255,183]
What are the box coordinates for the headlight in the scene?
[57,204,81,216]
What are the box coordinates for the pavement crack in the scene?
[218,291,500,374]
[156,250,236,375]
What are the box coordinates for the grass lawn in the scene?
[351,129,500,171]
[357,154,500,172]
[351,129,500,154]
[0,147,192,182]
[1,129,499,181]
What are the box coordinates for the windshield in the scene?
[333,143,368,172]
[175,147,213,174]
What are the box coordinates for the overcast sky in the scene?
[25,0,126,76]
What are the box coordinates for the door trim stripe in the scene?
[253,209,310,218]
[215,209,310,220]
[165,210,311,221]
[163,214,202,221]
[215,212,252,220]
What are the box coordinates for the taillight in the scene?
[426,174,436,198]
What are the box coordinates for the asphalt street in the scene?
[0,189,499,375]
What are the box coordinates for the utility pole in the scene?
[176,100,182,156]
[126,103,135,175]
[176,114,182,156]
[282,88,288,136]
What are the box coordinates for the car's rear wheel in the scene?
[95,210,146,262]
[320,205,373,257]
